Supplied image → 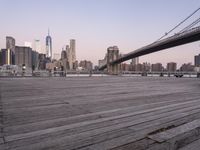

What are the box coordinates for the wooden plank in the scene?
[0,137,4,144]
[4,95,200,125]
[148,119,200,143]
[147,120,200,150]
[1,77,200,150]
[113,112,200,150]
[4,90,199,109]
[5,105,200,150]
[4,97,200,136]
[0,145,5,150]
[5,99,200,142]
[4,113,186,150]
[79,109,200,150]
[179,139,200,150]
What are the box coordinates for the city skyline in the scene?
[0,0,200,66]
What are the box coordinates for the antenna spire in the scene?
[48,28,50,36]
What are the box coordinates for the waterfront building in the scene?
[46,60,61,71]
[180,63,194,72]
[151,63,163,72]
[142,62,151,72]
[194,54,200,67]
[135,63,143,72]
[79,60,93,71]
[15,46,32,68]
[120,63,130,71]
[167,62,177,72]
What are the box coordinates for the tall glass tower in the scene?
[6,36,15,65]
[46,29,52,60]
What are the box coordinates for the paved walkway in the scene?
[0,77,200,150]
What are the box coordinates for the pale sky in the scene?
[0,0,200,66]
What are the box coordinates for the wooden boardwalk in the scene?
[0,77,200,150]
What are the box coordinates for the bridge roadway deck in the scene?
[0,77,200,150]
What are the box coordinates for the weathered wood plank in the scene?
[0,77,200,150]
[4,97,200,136]
[0,137,4,144]
[6,99,200,142]
[179,139,200,150]
[147,120,200,150]
[6,105,200,150]
[71,109,200,150]
[148,119,200,143]
[112,111,200,150]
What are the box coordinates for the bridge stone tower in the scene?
[107,46,120,75]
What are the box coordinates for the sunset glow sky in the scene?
[0,0,200,66]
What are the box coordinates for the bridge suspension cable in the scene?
[156,7,200,41]
[179,17,200,33]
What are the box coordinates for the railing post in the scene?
[197,72,200,78]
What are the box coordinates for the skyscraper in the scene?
[61,48,69,71]
[15,46,32,68]
[46,29,52,60]
[61,49,67,60]
[68,40,76,70]
[6,36,15,53]
[194,54,200,67]
[131,57,139,65]
[1,49,11,65]
[66,44,70,60]
[70,39,76,63]
[32,50,39,69]
[6,36,15,64]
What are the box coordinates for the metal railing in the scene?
[0,70,199,78]
[0,70,109,77]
